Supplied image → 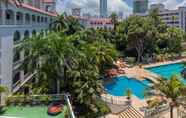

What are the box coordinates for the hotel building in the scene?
[149,4,186,31]
[0,0,57,101]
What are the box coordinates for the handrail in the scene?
[144,103,170,117]
[101,94,128,105]
[65,94,76,118]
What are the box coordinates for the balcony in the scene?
[25,13,30,25]
[5,9,15,25]
[0,9,2,25]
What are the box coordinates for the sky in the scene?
[56,0,186,17]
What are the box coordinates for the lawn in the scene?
[1,106,68,118]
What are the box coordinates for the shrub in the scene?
[95,100,110,115]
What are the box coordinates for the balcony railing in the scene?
[5,19,14,25]
[16,20,23,25]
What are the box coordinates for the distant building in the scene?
[72,8,81,17]
[76,17,113,30]
[149,4,186,31]
[88,18,113,29]
[100,0,107,18]
[118,11,123,19]
[133,0,148,15]
[82,13,91,18]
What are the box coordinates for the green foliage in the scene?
[22,15,119,115]
[116,13,185,63]
[153,75,186,118]
[126,88,132,99]
[0,86,6,93]
[95,100,110,115]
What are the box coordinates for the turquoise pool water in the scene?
[104,76,151,99]
[146,63,185,82]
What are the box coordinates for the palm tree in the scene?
[22,32,78,94]
[50,14,83,34]
[110,12,118,31]
[171,16,177,27]
[154,75,186,118]
[0,86,6,104]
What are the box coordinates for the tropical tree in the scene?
[21,28,119,112]
[110,12,118,31]
[154,75,186,118]
[171,16,177,27]
[50,14,83,34]
[0,86,6,104]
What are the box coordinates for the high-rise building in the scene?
[100,0,107,18]
[72,8,81,17]
[133,0,148,15]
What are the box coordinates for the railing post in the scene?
[65,93,76,118]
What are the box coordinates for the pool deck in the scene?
[143,58,186,68]
[102,58,186,118]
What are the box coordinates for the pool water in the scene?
[104,76,151,99]
[146,63,185,82]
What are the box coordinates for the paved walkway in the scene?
[124,66,159,83]
[143,58,186,68]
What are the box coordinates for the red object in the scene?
[48,102,63,116]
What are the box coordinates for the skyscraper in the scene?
[133,0,148,14]
[100,0,107,18]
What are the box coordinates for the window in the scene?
[37,16,40,23]
[13,31,21,43]
[32,15,36,22]
[13,72,21,84]
[13,49,21,63]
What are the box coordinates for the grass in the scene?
[1,105,68,118]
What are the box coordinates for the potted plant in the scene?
[126,89,132,105]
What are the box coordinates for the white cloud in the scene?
[56,0,132,17]
[56,0,186,17]
[149,0,186,10]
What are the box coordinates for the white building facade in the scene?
[150,4,186,31]
[0,0,57,101]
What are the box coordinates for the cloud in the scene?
[149,0,186,10]
[56,0,132,17]
[56,0,186,17]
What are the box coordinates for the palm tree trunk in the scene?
[56,79,60,94]
[170,106,174,118]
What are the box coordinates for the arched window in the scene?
[13,31,21,43]
[24,30,29,39]
[44,17,48,23]
[32,30,36,36]
[41,16,44,23]
[37,16,40,23]
[16,12,23,25]
[25,13,30,24]
[5,9,14,25]
[32,15,36,23]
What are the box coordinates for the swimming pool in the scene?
[146,63,185,82]
[104,76,151,99]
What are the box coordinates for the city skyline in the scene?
[100,0,108,18]
[56,0,186,18]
